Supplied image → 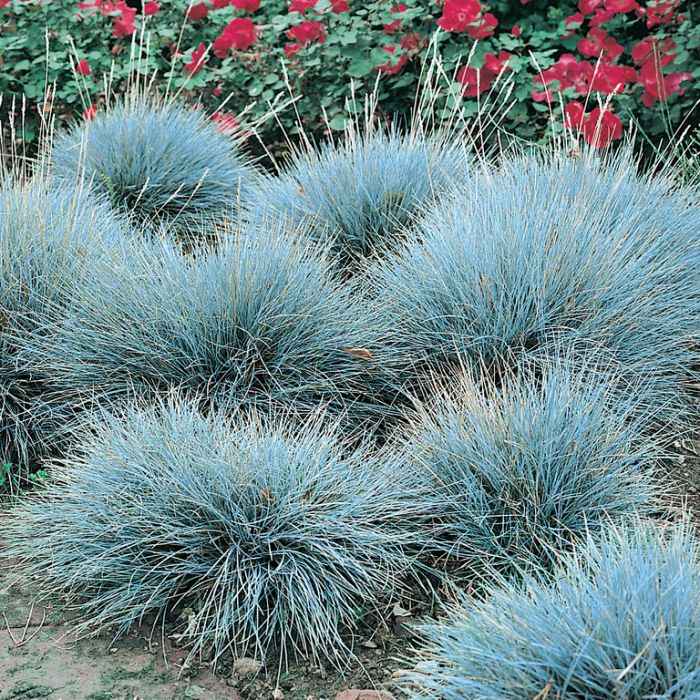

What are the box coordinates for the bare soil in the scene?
[0,567,414,700]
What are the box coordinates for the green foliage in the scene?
[0,0,697,153]
[1,462,48,502]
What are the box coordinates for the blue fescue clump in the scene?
[34,223,389,433]
[51,101,255,241]
[407,520,700,699]
[0,182,123,467]
[372,150,700,430]
[3,400,422,665]
[403,360,659,578]
[242,126,467,270]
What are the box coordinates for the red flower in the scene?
[465,12,497,39]
[565,101,622,148]
[605,0,638,11]
[640,0,680,28]
[632,36,676,66]
[143,1,159,14]
[331,0,349,12]
[76,59,91,76]
[384,4,407,34]
[532,54,594,102]
[577,28,624,63]
[289,0,317,12]
[287,19,326,46]
[212,111,238,135]
[212,0,230,7]
[112,3,137,38]
[183,43,207,76]
[213,86,223,96]
[213,17,258,57]
[590,63,637,94]
[284,42,302,58]
[188,2,209,21]
[563,12,584,37]
[457,51,511,97]
[437,0,482,32]
[83,104,99,121]
[639,58,691,106]
[511,24,521,37]
[578,0,603,14]
[376,45,409,75]
[231,0,260,10]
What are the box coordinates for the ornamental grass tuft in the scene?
[407,519,700,699]
[2,400,423,666]
[402,358,660,579]
[0,181,123,467]
[371,149,700,431]
[32,223,390,434]
[242,125,467,271]
[51,101,256,242]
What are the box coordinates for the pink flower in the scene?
[183,43,207,76]
[143,1,159,14]
[640,0,681,28]
[188,2,209,21]
[511,24,522,37]
[75,59,91,75]
[632,37,676,66]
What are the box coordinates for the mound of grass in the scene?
[51,101,256,243]
[33,224,390,434]
[0,181,123,467]
[243,126,467,271]
[2,400,424,666]
[371,150,700,431]
[402,359,660,578]
[407,519,700,699]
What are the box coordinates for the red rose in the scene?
[384,4,407,33]
[213,17,258,57]
[183,43,207,76]
[143,1,159,14]
[188,2,209,21]
[289,0,317,12]
[331,0,349,12]
[565,101,623,148]
[577,28,624,63]
[83,104,99,121]
[231,0,260,10]
[465,12,497,39]
[76,59,91,75]
[212,111,238,135]
[511,25,522,37]
[287,19,326,46]
[437,0,482,33]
